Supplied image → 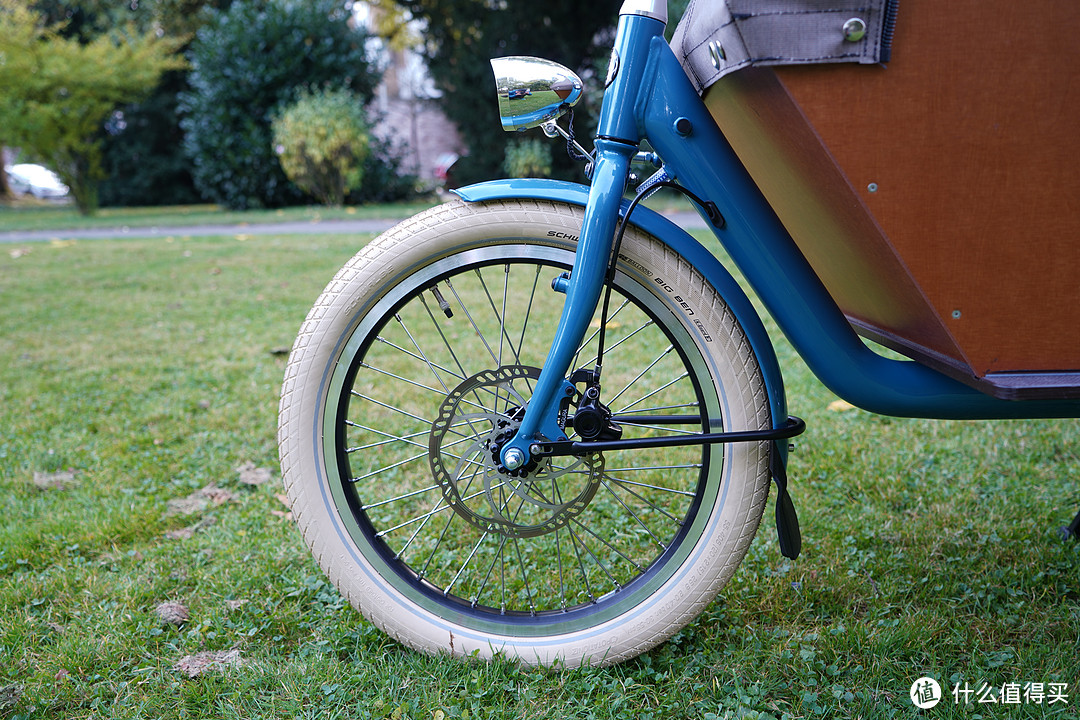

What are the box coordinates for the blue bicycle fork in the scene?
[499,11,667,469]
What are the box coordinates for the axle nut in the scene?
[503,447,527,471]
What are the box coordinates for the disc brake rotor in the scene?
[428,366,603,539]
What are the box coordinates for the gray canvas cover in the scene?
[671,0,898,94]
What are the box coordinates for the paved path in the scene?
[0,218,403,243]
[1,211,707,243]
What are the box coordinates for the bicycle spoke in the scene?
[565,522,625,592]
[612,421,700,436]
[443,277,501,367]
[349,392,430,426]
[515,265,544,368]
[373,335,465,385]
[576,308,650,369]
[443,531,490,596]
[608,345,676,406]
[349,450,427,484]
[345,424,430,453]
[395,313,458,395]
[598,476,671,550]
[614,371,692,416]
[600,471,689,524]
[361,483,441,512]
[613,401,700,416]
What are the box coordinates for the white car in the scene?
[5,164,70,199]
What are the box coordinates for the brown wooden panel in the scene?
[772,0,1080,377]
[704,69,971,375]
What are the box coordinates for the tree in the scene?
[0,0,186,213]
[98,70,204,208]
[96,1,237,207]
[12,1,234,209]
[379,0,620,186]
[272,87,371,207]
[179,0,381,210]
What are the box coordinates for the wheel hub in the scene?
[429,366,603,539]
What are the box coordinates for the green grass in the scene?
[1,226,1078,719]
[0,201,437,234]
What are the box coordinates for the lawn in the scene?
[0,202,437,234]
[1,223,1077,719]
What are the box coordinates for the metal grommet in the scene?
[843,18,867,42]
[708,41,726,70]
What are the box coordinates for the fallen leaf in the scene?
[225,599,249,611]
[236,461,271,486]
[49,239,76,248]
[274,493,292,509]
[155,601,190,626]
[174,649,243,678]
[31,470,78,491]
[164,516,217,540]
[827,399,857,412]
[8,247,31,259]
[165,485,235,517]
[166,495,208,517]
[201,485,235,505]
[270,509,293,521]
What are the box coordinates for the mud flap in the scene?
[771,440,801,560]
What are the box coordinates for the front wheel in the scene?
[278,199,771,667]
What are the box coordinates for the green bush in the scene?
[272,88,371,207]
[179,0,380,210]
[503,138,553,179]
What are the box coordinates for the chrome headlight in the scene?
[490,56,584,132]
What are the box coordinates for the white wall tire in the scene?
[278,199,771,667]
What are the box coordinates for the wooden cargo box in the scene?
[703,0,1080,399]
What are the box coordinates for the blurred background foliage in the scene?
[177,0,381,209]
[0,0,187,214]
[3,0,692,212]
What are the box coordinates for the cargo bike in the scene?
[277,0,1080,666]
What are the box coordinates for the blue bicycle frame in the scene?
[464,1,1080,471]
